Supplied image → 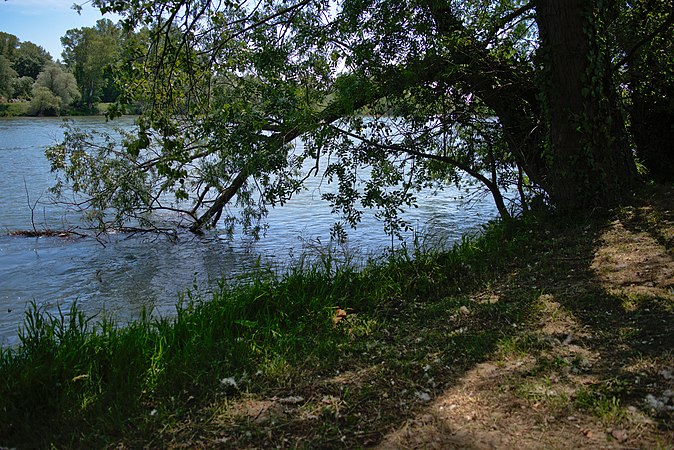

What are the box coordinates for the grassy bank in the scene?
[1,186,673,448]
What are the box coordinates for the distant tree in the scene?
[13,42,52,79]
[0,32,18,61]
[31,64,80,114]
[11,76,34,99]
[29,86,62,115]
[0,55,17,99]
[61,19,122,106]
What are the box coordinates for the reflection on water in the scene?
[0,117,498,346]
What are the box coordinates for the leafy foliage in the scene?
[47,0,669,236]
[0,31,19,61]
[612,0,674,182]
[12,41,52,78]
[0,31,54,102]
[11,75,34,99]
[0,54,17,99]
[30,64,80,115]
[29,86,62,116]
[61,19,125,106]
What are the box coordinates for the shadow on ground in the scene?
[372,186,674,449]
[154,187,674,449]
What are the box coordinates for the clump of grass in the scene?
[495,333,547,360]
[0,218,530,447]
[574,379,629,425]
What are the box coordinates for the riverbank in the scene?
[0,102,133,117]
[0,101,107,117]
[1,185,672,448]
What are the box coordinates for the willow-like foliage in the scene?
[49,0,664,237]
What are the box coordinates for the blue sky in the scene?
[0,0,120,60]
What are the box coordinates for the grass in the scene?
[1,185,673,448]
[575,384,628,426]
[0,219,520,447]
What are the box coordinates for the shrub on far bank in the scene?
[0,101,30,117]
[29,86,62,116]
[0,101,127,117]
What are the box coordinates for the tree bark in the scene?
[631,95,674,183]
[536,0,636,210]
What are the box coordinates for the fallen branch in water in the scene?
[7,229,86,238]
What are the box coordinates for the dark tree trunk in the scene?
[617,0,674,182]
[536,0,636,211]
[631,96,674,182]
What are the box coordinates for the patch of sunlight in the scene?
[259,354,291,379]
[515,378,571,411]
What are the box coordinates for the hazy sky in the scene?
[0,0,120,60]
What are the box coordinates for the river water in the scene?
[0,116,498,346]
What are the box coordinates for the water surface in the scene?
[0,116,498,346]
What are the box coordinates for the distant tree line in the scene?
[0,19,132,115]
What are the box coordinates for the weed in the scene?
[495,333,545,360]
[575,379,629,425]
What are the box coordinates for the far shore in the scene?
[0,101,141,118]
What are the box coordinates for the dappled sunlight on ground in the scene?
[592,219,674,301]
[373,294,618,449]
[124,187,674,448]
[372,190,674,449]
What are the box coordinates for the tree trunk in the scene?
[536,0,636,211]
[631,95,674,183]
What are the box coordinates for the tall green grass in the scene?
[0,218,528,447]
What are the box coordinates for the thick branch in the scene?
[483,1,538,44]
[190,170,248,232]
[187,55,444,231]
[423,1,546,190]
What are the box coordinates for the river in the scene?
[0,116,498,346]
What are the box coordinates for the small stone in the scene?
[416,391,431,402]
[611,429,628,442]
[562,333,574,345]
[220,377,238,388]
[645,394,667,412]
